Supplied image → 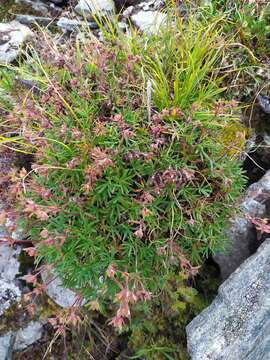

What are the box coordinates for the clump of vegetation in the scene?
[204,0,270,57]
[0,0,14,21]
[0,6,248,359]
[199,0,270,100]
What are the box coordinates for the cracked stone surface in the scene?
[214,169,270,279]
[187,239,270,360]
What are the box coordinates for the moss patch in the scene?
[0,0,15,21]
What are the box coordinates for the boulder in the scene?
[186,238,270,360]
[0,21,33,64]
[214,169,270,279]
[75,0,115,19]
[131,10,166,34]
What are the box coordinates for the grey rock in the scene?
[0,21,33,64]
[57,17,98,32]
[15,15,53,27]
[187,239,270,360]
[0,207,23,283]
[75,0,115,19]
[214,170,270,279]
[138,0,164,11]
[0,203,43,357]
[0,243,21,283]
[14,321,44,350]
[258,94,270,115]
[0,333,13,360]
[0,208,23,316]
[131,10,166,34]
[0,280,21,316]
[0,322,43,359]
[0,242,22,316]
[41,269,79,308]
[117,21,129,32]
[122,6,134,17]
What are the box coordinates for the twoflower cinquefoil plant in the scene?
[2,7,246,353]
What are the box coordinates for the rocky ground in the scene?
[0,0,167,43]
